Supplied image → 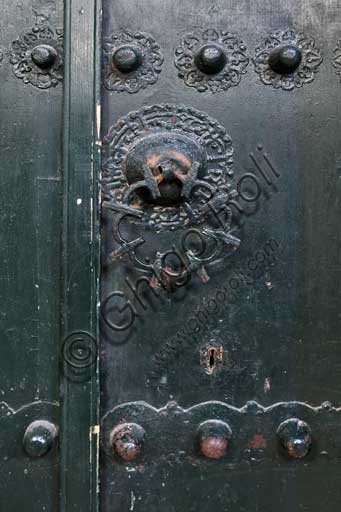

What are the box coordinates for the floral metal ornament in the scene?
[332,40,341,81]
[103,30,163,93]
[10,23,63,89]
[102,103,235,230]
[174,28,249,93]
[253,29,323,90]
[102,104,241,288]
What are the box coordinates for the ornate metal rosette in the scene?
[174,28,249,93]
[253,29,323,90]
[102,104,234,230]
[102,104,240,283]
[103,30,163,93]
[10,23,63,89]
[332,40,341,81]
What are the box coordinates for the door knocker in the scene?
[102,104,241,288]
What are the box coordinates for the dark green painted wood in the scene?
[60,0,101,510]
[99,0,341,510]
[0,2,63,511]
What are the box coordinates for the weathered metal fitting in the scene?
[102,103,236,235]
[31,44,58,69]
[103,31,163,93]
[112,44,143,73]
[253,29,322,90]
[174,28,249,93]
[197,419,232,459]
[276,418,312,459]
[23,420,58,458]
[194,43,227,74]
[268,44,302,74]
[110,422,146,462]
[123,131,207,206]
[10,23,63,88]
[333,40,341,81]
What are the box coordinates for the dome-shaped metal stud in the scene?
[268,44,302,74]
[276,417,312,459]
[31,44,58,69]
[194,43,227,74]
[197,419,232,459]
[110,422,146,461]
[23,420,58,458]
[112,45,143,73]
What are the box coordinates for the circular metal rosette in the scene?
[103,30,163,93]
[10,23,63,89]
[332,40,341,81]
[102,103,234,232]
[102,104,241,282]
[174,28,249,93]
[253,29,323,90]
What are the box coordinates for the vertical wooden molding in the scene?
[61,0,101,510]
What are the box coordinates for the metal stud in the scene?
[276,417,312,459]
[31,44,58,69]
[112,45,143,73]
[110,422,146,461]
[268,44,302,74]
[197,419,232,459]
[23,420,58,458]
[194,43,227,74]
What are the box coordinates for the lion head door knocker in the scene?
[102,104,241,289]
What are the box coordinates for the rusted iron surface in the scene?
[110,423,146,462]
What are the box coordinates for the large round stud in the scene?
[276,418,312,459]
[194,43,227,74]
[110,422,146,461]
[268,44,302,74]
[23,420,58,458]
[112,45,143,73]
[197,419,232,459]
[31,44,58,69]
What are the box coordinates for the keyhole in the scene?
[200,343,223,375]
[209,348,216,371]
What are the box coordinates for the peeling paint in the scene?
[130,491,136,511]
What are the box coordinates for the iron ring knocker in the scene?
[102,200,148,269]
[104,177,239,282]
[104,159,208,273]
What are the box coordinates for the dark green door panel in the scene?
[0,0,101,507]
[0,2,63,511]
[99,0,341,511]
[1,0,341,511]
